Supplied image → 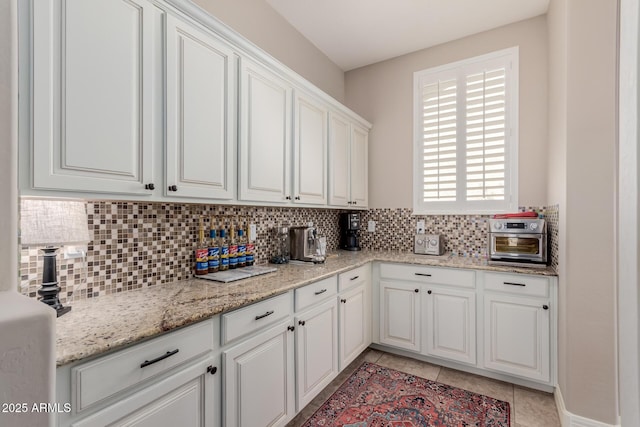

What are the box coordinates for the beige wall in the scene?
[547,0,619,424]
[345,16,548,209]
[192,0,345,103]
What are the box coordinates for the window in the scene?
[413,47,518,214]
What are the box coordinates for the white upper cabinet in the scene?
[238,59,293,203]
[328,113,369,208]
[165,15,236,200]
[292,91,328,205]
[31,0,160,195]
[350,124,369,207]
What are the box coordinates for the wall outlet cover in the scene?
[416,220,425,234]
[249,224,257,242]
[367,220,376,233]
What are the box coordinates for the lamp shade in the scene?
[20,199,91,246]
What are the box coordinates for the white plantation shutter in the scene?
[413,48,518,214]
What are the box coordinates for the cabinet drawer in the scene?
[338,264,370,292]
[222,292,292,345]
[295,276,337,312]
[72,320,214,413]
[379,263,475,288]
[484,272,550,298]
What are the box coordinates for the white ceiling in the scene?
[266,0,550,71]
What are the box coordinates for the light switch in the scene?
[249,224,257,242]
[367,220,376,233]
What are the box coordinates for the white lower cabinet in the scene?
[223,319,296,427]
[295,298,339,410]
[338,266,372,370]
[379,280,421,352]
[72,358,217,427]
[483,293,551,382]
[424,287,476,365]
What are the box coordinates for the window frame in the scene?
[412,47,519,215]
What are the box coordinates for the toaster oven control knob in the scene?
[530,223,538,231]
[416,238,424,246]
[429,239,438,246]
[494,222,503,230]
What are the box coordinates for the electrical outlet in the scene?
[64,245,87,259]
[367,220,376,233]
[416,220,425,234]
[249,224,257,242]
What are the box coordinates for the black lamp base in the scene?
[38,247,72,318]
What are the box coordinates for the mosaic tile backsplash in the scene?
[20,201,559,302]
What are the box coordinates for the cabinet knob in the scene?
[347,201,352,205]
[285,196,292,200]
[543,304,549,310]
[206,365,217,375]
[295,196,300,200]
[168,185,178,192]
[414,289,419,293]
[427,290,432,294]
[353,201,357,205]
[340,298,347,304]
[145,183,155,190]
[287,325,295,332]
[298,320,306,326]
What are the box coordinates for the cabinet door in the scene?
[350,124,369,208]
[328,112,351,207]
[71,360,217,427]
[295,299,338,410]
[239,60,292,203]
[292,92,328,205]
[379,280,421,352]
[483,294,550,382]
[339,283,370,370]
[165,16,235,200]
[223,320,295,427]
[32,0,158,195]
[424,287,476,365]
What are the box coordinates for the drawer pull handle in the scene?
[504,282,526,287]
[314,289,327,295]
[299,320,306,326]
[350,276,360,281]
[206,365,217,375]
[415,273,432,277]
[140,349,179,368]
[255,310,274,320]
[288,325,295,332]
[341,298,347,303]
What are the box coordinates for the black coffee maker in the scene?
[339,212,361,251]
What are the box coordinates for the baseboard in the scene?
[554,387,621,427]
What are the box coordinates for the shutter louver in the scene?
[465,68,506,201]
[421,78,457,202]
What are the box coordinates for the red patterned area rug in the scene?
[302,362,510,427]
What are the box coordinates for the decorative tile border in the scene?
[19,201,560,303]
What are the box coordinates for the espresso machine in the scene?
[289,226,326,263]
[339,212,361,251]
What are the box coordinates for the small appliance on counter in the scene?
[414,234,445,256]
[488,213,548,268]
[339,212,361,251]
[270,225,290,264]
[289,226,326,263]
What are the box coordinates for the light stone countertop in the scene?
[56,250,556,366]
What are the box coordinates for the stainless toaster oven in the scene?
[488,218,547,267]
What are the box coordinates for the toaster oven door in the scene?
[490,233,546,262]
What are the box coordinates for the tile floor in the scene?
[287,348,561,427]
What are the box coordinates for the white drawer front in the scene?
[484,272,550,298]
[295,276,337,312]
[338,264,370,292]
[222,292,291,345]
[379,263,475,288]
[73,320,214,413]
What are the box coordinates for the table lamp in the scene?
[20,199,91,317]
